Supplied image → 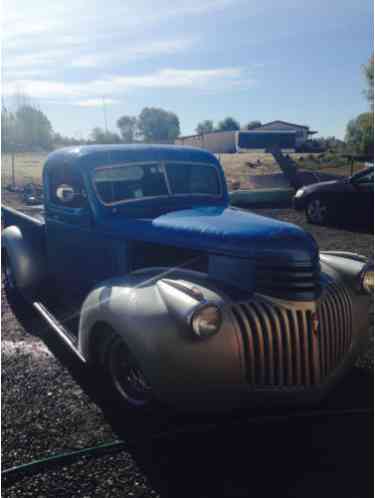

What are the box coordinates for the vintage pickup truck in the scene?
[2,145,373,417]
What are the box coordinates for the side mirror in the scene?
[56,184,75,203]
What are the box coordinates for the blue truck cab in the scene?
[2,145,372,416]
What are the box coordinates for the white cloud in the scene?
[3,67,253,102]
[71,38,197,69]
[76,98,118,108]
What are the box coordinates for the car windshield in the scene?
[93,161,220,205]
[165,162,220,196]
[351,167,374,184]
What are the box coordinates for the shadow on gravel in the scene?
[11,306,374,498]
[323,221,374,235]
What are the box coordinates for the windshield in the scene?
[165,162,220,196]
[351,167,374,184]
[93,161,221,205]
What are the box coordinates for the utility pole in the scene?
[102,96,108,133]
[11,150,15,189]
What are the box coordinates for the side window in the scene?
[49,164,88,209]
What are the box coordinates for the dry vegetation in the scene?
[220,152,366,189]
[2,153,47,187]
[1,151,367,194]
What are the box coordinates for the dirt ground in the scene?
[2,205,373,498]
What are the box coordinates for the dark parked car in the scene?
[293,167,374,227]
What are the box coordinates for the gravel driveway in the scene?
[2,209,373,497]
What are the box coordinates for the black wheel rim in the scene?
[109,340,152,407]
[307,199,327,224]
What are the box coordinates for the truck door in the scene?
[45,163,123,300]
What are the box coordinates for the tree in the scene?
[90,127,121,144]
[315,136,346,152]
[137,107,180,142]
[216,116,240,132]
[13,105,53,149]
[363,55,374,110]
[345,112,374,155]
[1,107,17,151]
[245,120,262,130]
[117,115,138,143]
[196,120,214,134]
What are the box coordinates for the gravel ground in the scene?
[2,208,373,497]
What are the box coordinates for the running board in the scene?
[33,302,86,364]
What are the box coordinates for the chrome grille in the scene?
[318,281,353,379]
[231,281,353,387]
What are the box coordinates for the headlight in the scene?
[359,262,374,294]
[190,304,222,338]
[295,188,305,198]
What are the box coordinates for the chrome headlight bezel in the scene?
[295,188,305,198]
[359,261,374,294]
[190,303,223,339]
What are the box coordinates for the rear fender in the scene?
[2,225,47,299]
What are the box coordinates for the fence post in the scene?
[11,151,15,188]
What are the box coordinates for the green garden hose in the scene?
[3,407,372,486]
[2,440,126,486]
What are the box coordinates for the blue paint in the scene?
[42,145,318,296]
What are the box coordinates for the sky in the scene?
[1,0,373,140]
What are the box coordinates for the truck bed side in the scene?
[2,207,48,293]
[2,204,46,242]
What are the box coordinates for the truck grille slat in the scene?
[255,259,321,301]
[231,281,353,387]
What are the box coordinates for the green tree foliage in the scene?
[1,105,53,150]
[53,132,85,147]
[16,105,53,149]
[90,127,121,144]
[117,115,138,143]
[137,107,180,142]
[195,120,214,134]
[1,108,17,151]
[216,116,240,132]
[245,120,262,130]
[345,112,374,155]
[315,136,346,152]
[363,55,374,110]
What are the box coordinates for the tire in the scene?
[305,196,330,225]
[93,327,166,438]
[2,249,34,318]
[106,333,153,409]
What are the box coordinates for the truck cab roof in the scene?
[45,144,221,171]
[43,144,229,219]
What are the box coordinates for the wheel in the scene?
[107,334,153,408]
[2,249,33,317]
[92,327,167,438]
[305,197,329,225]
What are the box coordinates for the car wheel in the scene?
[93,327,167,438]
[107,334,153,408]
[305,197,329,225]
[2,249,33,317]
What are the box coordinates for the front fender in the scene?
[78,268,245,405]
[320,251,370,293]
